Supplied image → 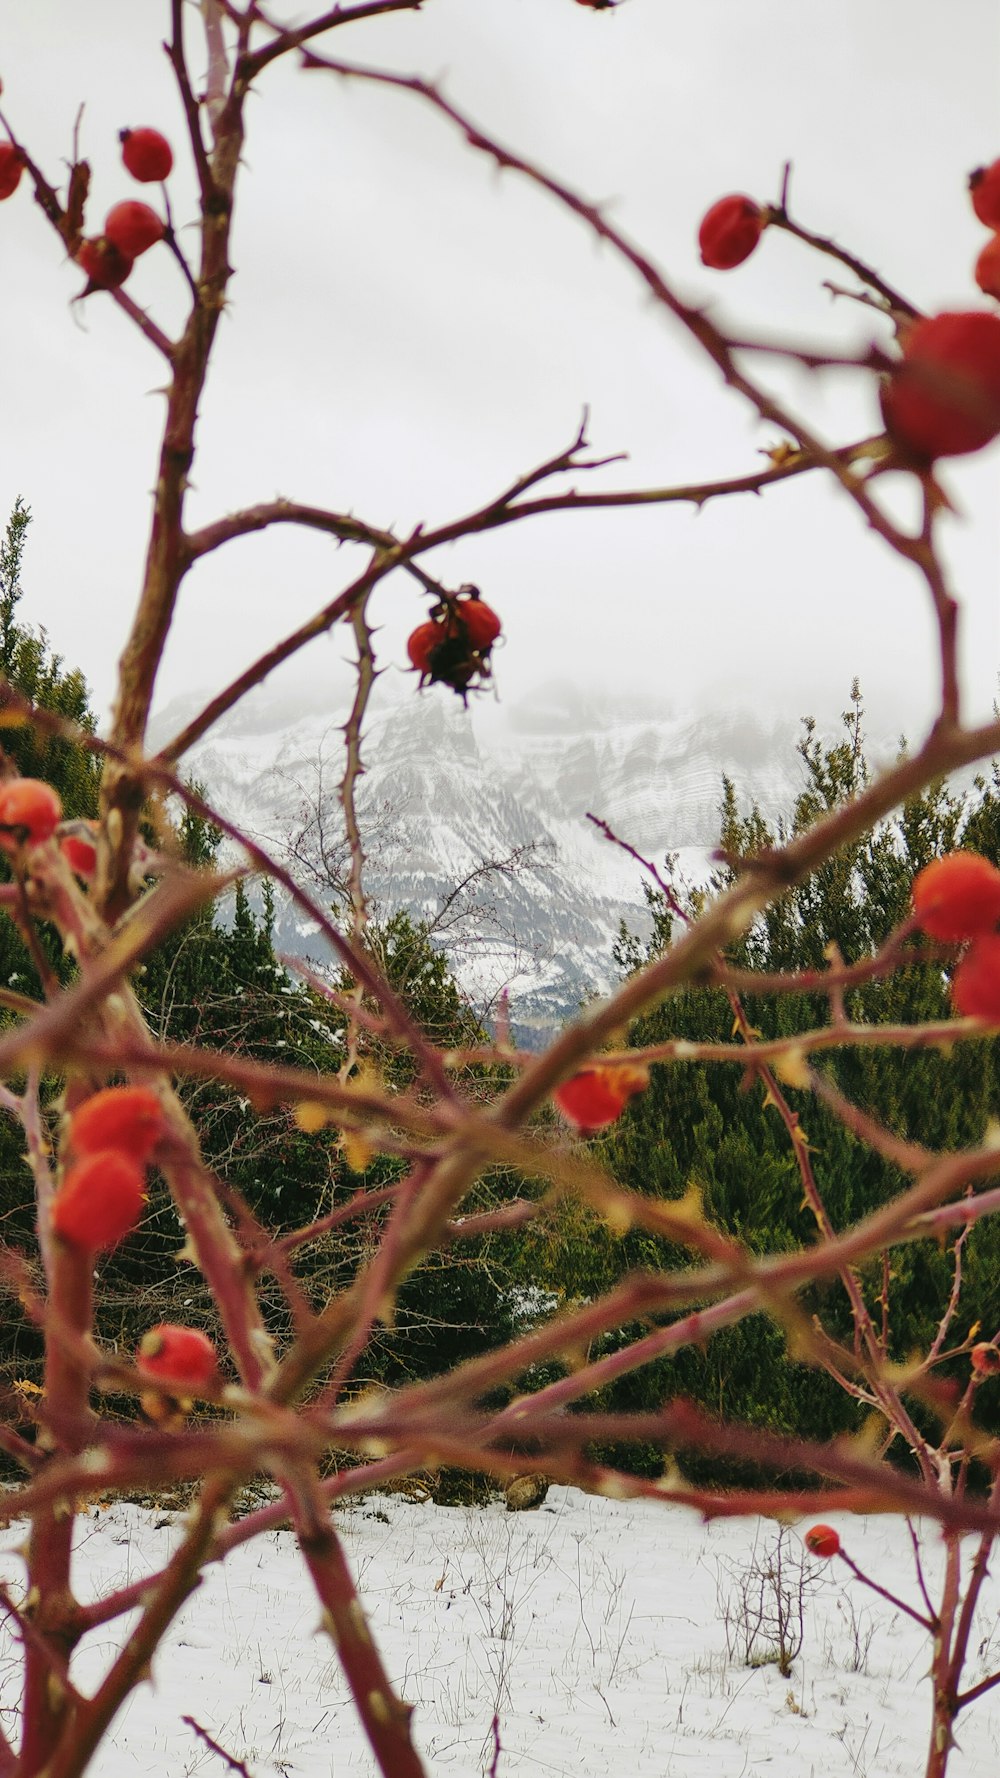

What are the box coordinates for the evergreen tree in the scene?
[531,692,1000,1474]
[123,890,520,1380]
[0,499,99,817]
[0,504,103,1258]
[325,909,519,1384]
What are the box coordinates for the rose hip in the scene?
[804,1524,841,1558]
[698,195,764,270]
[970,159,1000,229]
[951,933,1000,1021]
[971,1341,1000,1376]
[60,831,98,878]
[120,127,173,183]
[454,590,502,650]
[69,1085,164,1165]
[881,311,1000,461]
[104,200,164,259]
[911,851,1000,941]
[76,237,133,294]
[975,235,1000,303]
[0,778,62,845]
[138,1325,217,1391]
[50,1151,146,1251]
[0,142,23,201]
[407,621,442,674]
[553,1063,649,1133]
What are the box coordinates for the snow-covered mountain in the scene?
[154,678,842,1041]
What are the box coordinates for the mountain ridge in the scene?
[158,677,893,1040]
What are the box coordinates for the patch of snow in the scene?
[0,1492,997,1776]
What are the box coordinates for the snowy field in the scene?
[3,1487,1000,1778]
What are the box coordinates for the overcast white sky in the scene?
[0,0,998,745]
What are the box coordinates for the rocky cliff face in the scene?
[160,677,833,1040]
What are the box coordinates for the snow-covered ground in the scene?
[3,1488,1000,1777]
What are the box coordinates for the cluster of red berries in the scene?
[552,1061,649,1133]
[910,850,1000,1021]
[406,587,502,700]
[48,1087,218,1395]
[75,127,172,297]
[697,176,1000,462]
[50,1084,164,1251]
[971,159,1000,302]
[877,163,1000,460]
[0,791,212,1393]
[0,777,100,877]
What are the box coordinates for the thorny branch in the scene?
[2,10,1000,1778]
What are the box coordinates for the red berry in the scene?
[51,1151,146,1251]
[407,621,442,674]
[970,160,1000,229]
[975,235,1000,303]
[951,933,1000,1021]
[138,1325,217,1391]
[553,1063,649,1133]
[0,142,23,202]
[911,851,1000,941]
[119,127,173,183]
[880,311,1000,461]
[406,591,502,700]
[104,200,164,259]
[698,195,764,270]
[455,591,502,651]
[69,1086,164,1165]
[75,236,134,294]
[0,779,62,845]
[971,1341,1000,1376]
[804,1524,840,1558]
[60,831,98,878]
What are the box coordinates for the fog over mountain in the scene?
[157,678,897,1042]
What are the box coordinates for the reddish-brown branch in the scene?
[290,1474,427,1778]
[322,1162,430,1402]
[171,436,881,750]
[338,590,377,1075]
[19,1239,94,1770]
[917,1182,1000,1237]
[767,169,920,319]
[244,0,427,77]
[39,1476,238,1778]
[836,1547,936,1631]
[181,1718,254,1778]
[298,57,936,580]
[955,1667,1000,1710]
[927,1223,971,1364]
[166,4,213,196]
[926,1535,963,1778]
[948,1529,996,1712]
